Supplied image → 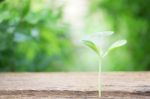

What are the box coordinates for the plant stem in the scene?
[98,56,102,97]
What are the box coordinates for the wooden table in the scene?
[0,72,150,99]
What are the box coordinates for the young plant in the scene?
[82,31,127,97]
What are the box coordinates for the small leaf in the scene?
[103,40,127,57]
[109,40,127,50]
[83,40,100,55]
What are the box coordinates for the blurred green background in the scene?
[0,0,150,72]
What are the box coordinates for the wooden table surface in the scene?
[0,72,150,99]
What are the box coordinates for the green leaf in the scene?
[109,40,127,50]
[103,40,127,57]
[83,40,100,55]
[21,0,30,18]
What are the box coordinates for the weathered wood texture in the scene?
[0,72,150,99]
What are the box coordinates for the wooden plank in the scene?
[0,72,150,99]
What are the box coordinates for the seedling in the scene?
[82,31,127,97]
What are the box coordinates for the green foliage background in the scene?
[0,0,73,72]
[0,0,150,72]
[89,0,150,70]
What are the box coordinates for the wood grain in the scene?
[0,72,150,99]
